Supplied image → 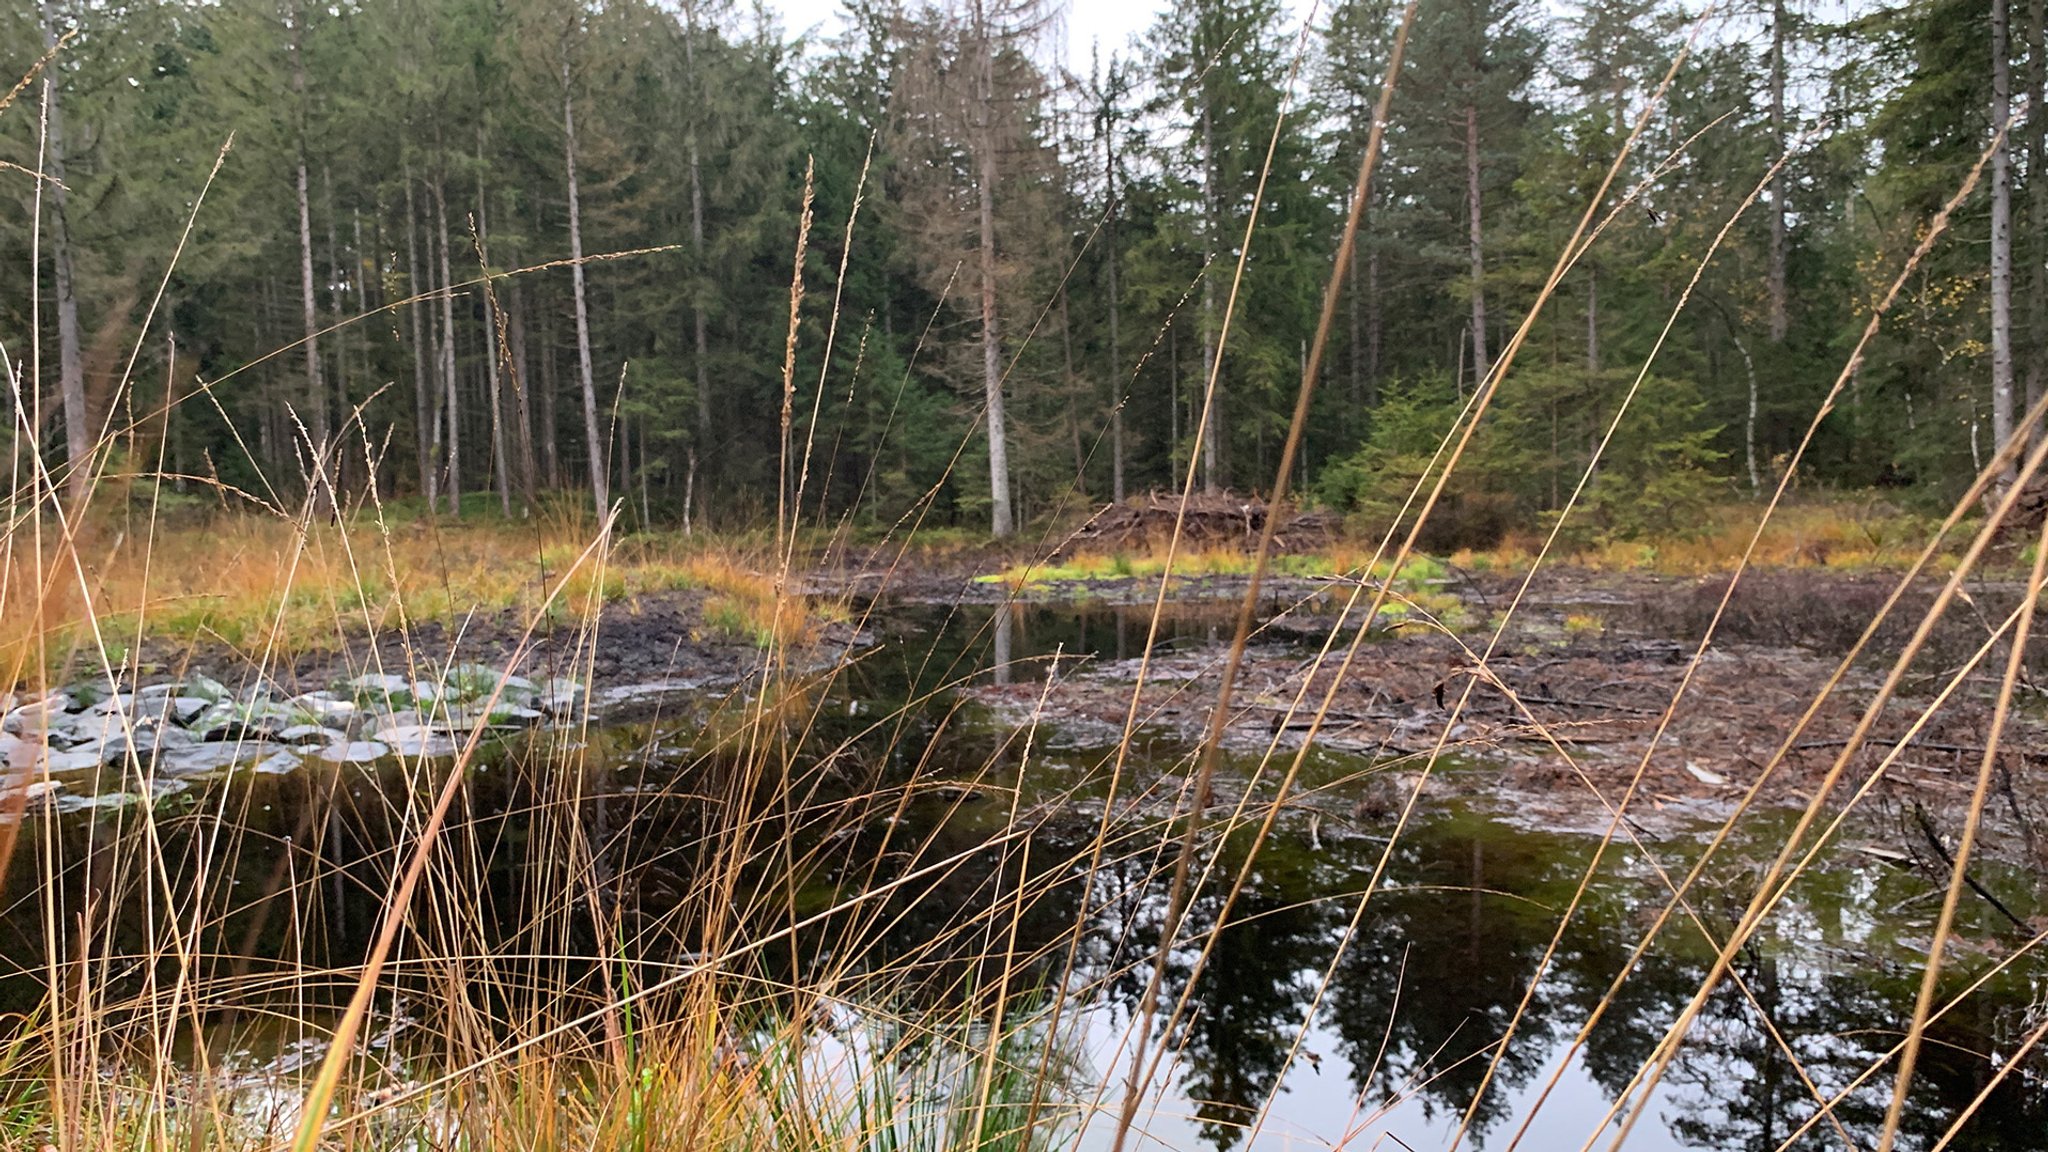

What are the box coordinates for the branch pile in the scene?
[1062,491,1341,554]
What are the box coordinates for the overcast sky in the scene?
[762,0,1231,70]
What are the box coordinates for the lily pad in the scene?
[315,741,390,764]
[346,673,414,702]
[159,742,290,775]
[290,692,358,723]
[3,695,74,736]
[252,750,306,775]
[374,725,459,758]
[277,724,346,746]
[37,749,107,774]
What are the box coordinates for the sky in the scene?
[763,0,1193,70]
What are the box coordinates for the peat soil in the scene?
[941,564,2048,869]
[123,596,767,697]
[98,553,2048,866]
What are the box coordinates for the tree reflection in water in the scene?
[1071,810,2047,1151]
[7,654,2043,1152]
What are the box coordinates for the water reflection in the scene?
[1,602,2043,1152]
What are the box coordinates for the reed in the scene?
[0,14,2043,1152]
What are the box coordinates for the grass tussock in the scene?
[1448,495,1951,575]
[0,510,818,686]
[2,18,2044,1151]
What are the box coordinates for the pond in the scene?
[3,599,2044,1151]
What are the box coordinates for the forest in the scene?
[9,1,2048,1149]
[2,0,2034,542]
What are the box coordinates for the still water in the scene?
[5,600,2044,1150]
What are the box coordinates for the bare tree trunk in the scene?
[477,156,512,518]
[353,207,369,338]
[39,3,88,506]
[260,281,279,475]
[433,174,462,516]
[1103,90,1125,504]
[322,168,345,403]
[973,14,1013,537]
[682,447,696,535]
[1169,323,1179,476]
[322,166,348,493]
[1199,100,1220,494]
[1464,104,1491,391]
[1768,0,1789,343]
[638,417,651,527]
[2029,0,2045,439]
[290,1,329,507]
[616,409,632,527]
[1993,0,2016,477]
[562,53,607,516]
[509,262,537,507]
[684,6,711,529]
[1366,236,1381,400]
[297,157,326,477]
[403,161,436,507]
[541,311,560,490]
[1060,289,1084,489]
[1347,236,1362,411]
[1732,328,1761,494]
[1586,265,1598,376]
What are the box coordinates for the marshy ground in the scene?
[4,508,2046,1150]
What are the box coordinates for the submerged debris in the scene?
[1,664,586,816]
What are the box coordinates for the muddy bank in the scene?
[119,588,859,705]
[952,565,2048,866]
[77,557,2047,868]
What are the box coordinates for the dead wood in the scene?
[1059,491,1341,555]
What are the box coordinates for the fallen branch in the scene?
[1792,736,2048,762]
[1911,804,2030,931]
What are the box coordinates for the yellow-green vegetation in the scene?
[0,511,815,686]
[1446,495,1950,576]
[981,546,1452,586]
[980,547,1469,628]
[0,987,1070,1152]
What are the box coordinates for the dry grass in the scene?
[1446,494,1950,575]
[0,509,812,688]
[1,25,2044,1152]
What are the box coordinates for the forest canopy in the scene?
[0,0,2032,541]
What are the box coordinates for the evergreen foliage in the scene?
[0,0,2033,539]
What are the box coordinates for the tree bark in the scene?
[1586,264,1598,376]
[1732,327,1761,494]
[38,2,88,506]
[322,167,346,411]
[1199,99,1220,493]
[1103,82,1125,504]
[1169,322,1180,476]
[684,5,711,528]
[2029,0,2045,438]
[540,308,560,489]
[290,0,329,507]
[1767,0,1789,343]
[433,173,462,516]
[477,147,512,518]
[509,258,537,505]
[973,12,1013,537]
[321,167,348,493]
[562,53,607,516]
[1347,234,1362,412]
[1993,0,2016,477]
[1060,289,1084,488]
[1464,103,1492,391]
[403,160,435,507]
[1366,235,1381,401]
